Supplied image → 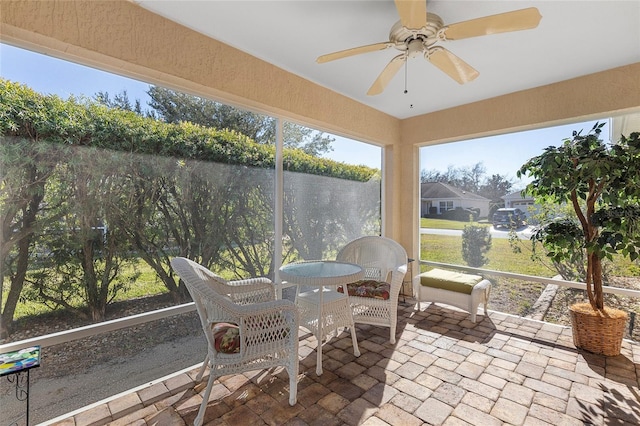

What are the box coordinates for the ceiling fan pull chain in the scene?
[404,51,408,94]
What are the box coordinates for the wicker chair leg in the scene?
[389,325,396,344]
[351,327,361,356]
[195,355,209,383]
[194,371,216,426]
[288,369,298,406]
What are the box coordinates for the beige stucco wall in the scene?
[2,0,639,273]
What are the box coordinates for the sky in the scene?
[420,121,610,189]
[1,43,611,185]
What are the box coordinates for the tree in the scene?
[518,122,640,312]
[280,121,334,157]
[479,174,514,204]
[420,165,461,185]
[0,138,60,337]
[461,225,492,268]
[1,80,379,330]
[95,90,145,115]
[0,80,91,336]
[460,162,486,194]
[29,146,140,321]
[146,86,335,156]
[283,172,380,262]
[145,86,381,273]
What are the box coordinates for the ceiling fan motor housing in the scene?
[389,12,444,51]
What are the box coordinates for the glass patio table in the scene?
[279,260,364,375]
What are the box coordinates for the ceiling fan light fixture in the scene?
[407,38,424,58]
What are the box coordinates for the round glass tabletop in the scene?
[279,260,363,286]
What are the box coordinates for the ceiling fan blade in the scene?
[427,47,479,84]
[443,7,542,40]
[394,0,427,30]
[317,42,394,63]
[367,54,406,96]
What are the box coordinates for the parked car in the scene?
[492,208,526,229]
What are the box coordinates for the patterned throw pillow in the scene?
[211,322,240,354]
[338,279,391,300]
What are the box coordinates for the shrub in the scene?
[443,207,477,222]
[462,225,492,267]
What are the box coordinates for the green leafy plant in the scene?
[0,79,380,334]
[518,122,640,312]
[461,224,492,268]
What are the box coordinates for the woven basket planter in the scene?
[570,303,628,356]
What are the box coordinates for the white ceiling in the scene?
[136,1,639,120]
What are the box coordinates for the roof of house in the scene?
[502,189,534,201]
[420,182,490,201]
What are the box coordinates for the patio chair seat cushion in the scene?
[419,269,484,295]
[212,322,240,354]
[338,279,391,300]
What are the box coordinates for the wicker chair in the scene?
[188,263,281,383]
[336,236,408,344]
[170,257,299,426]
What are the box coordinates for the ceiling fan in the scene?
[316,0,542,95]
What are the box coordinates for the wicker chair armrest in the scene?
[388,264,408,287]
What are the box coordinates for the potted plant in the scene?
[518,122,640,356]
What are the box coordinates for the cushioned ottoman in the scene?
[416,268,491,322]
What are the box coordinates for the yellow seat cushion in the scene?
[419,269,483,295]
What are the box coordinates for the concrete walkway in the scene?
[45,301,640,426]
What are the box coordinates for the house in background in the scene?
[502,190,539,219]
[421,182,490,218]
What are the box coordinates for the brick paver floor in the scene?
[45,302,640,425]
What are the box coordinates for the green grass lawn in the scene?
[420,217,490,230]
[420,234,554,277]
[3,260,167,320]
[112,265,168,301]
